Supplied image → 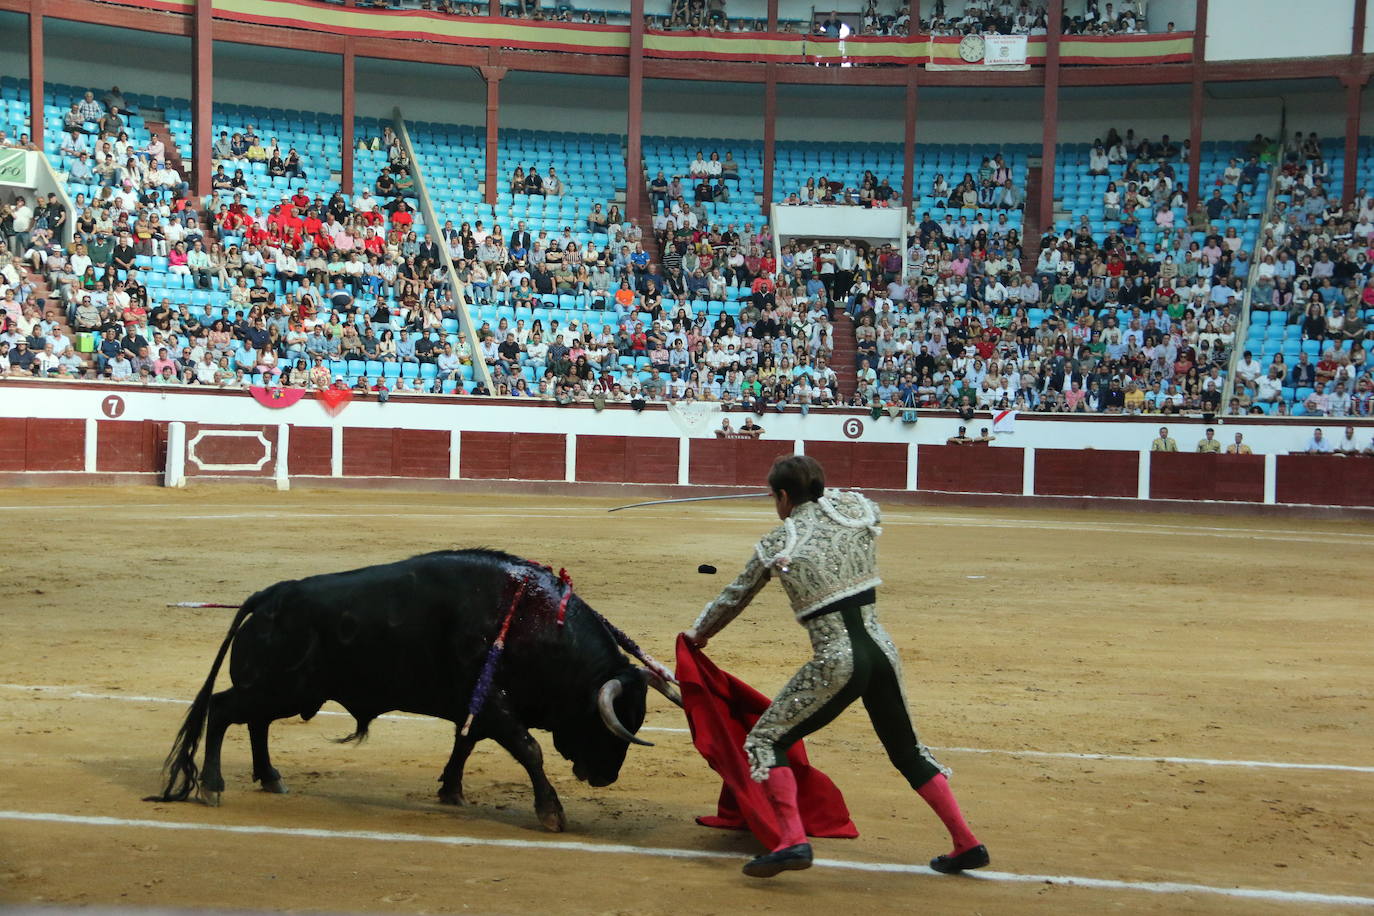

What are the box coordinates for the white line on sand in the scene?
[1,502,1370,544]
[0,810,1369,908]
[3,684,1370,774]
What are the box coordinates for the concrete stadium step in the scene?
[830,312,857,401]
[142,115,190,184]
[1020,164,1043,273]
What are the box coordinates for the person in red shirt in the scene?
[972,328,997,360]
[290,190,310,211]
[245,223,271,247]
[391,204,415,233]
[219,207,244,234]
[283,207,305,235]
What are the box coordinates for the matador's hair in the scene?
[768,454,825,504]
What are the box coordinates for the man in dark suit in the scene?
[509,222,532,253]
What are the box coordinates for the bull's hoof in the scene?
[538,806,566,833]
[437,790,466,806]
[201,791,222,807]
[260,778,289,795]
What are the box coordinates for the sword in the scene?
[607,492,771,513]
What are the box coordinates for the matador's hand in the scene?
[681,629,708,649]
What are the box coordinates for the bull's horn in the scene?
[640,668,684,709]
[598,678,654,747]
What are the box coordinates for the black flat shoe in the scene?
[930,844,990,874]
[742,843,814,878]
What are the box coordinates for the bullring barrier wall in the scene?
[2,381,1371,510]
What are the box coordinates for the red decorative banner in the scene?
[250,385,307,409]
[317,387,354,416]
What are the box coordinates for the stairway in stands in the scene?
[828,311,857,402]
[625,145,661,265]
[143,114,190,186]
[1020,163,1044,273]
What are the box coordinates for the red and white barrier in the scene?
[165,422,289,489]
[2,383,1371,512]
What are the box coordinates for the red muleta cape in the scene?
[675,635,859,849]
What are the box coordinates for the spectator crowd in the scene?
[5,87,1374,423]
[346,0,1163,38]
[1237,134,1374,417]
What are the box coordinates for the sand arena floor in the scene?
[0,487,1371,914]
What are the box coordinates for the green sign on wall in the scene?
[0,149,34,187]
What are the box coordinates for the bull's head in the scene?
[563,669,681,787]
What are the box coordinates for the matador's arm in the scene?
[689,549,772,642]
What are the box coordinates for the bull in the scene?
[149,549,679,831]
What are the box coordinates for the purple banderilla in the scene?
[461,565,675,737]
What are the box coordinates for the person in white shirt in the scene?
[544,168,563,197]
[8,197,33,252]
[984,278,1007,305]
[195,353,219,384]
[1304,428,1333,453]
[1334,425,1361,454]
[1088,144,1109,175]
[1236,350,1262,386]
[34,343,61,375]
[1036,247,1061,275]
[354,189,377,213]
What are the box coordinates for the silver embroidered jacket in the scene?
[692,490,883,638]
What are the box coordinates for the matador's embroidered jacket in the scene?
[692,490,883,637]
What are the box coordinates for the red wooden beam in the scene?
[480,61,505,207]
[1187,0,1207,210]
[341,39,355,197]
[903,67,917,209]
[762,63,776,209]
[762,0,776,210]
[192,0,212,198]
[626,0,644,219]
[27,0,42,149]
[1345,0,1367,204]
[1038,0,1062,226]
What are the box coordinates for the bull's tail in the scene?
[145,596,259,802]
[332,718,373,745]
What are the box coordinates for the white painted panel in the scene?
[1207,0,1354,61]
[773,205,906,244]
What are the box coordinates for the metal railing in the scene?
[391,107,495,394]
[1220,147,1282,409]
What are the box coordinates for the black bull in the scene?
[150,549,679,831]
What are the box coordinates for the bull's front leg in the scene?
[437,730,475,806]
[475,694,566,832]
